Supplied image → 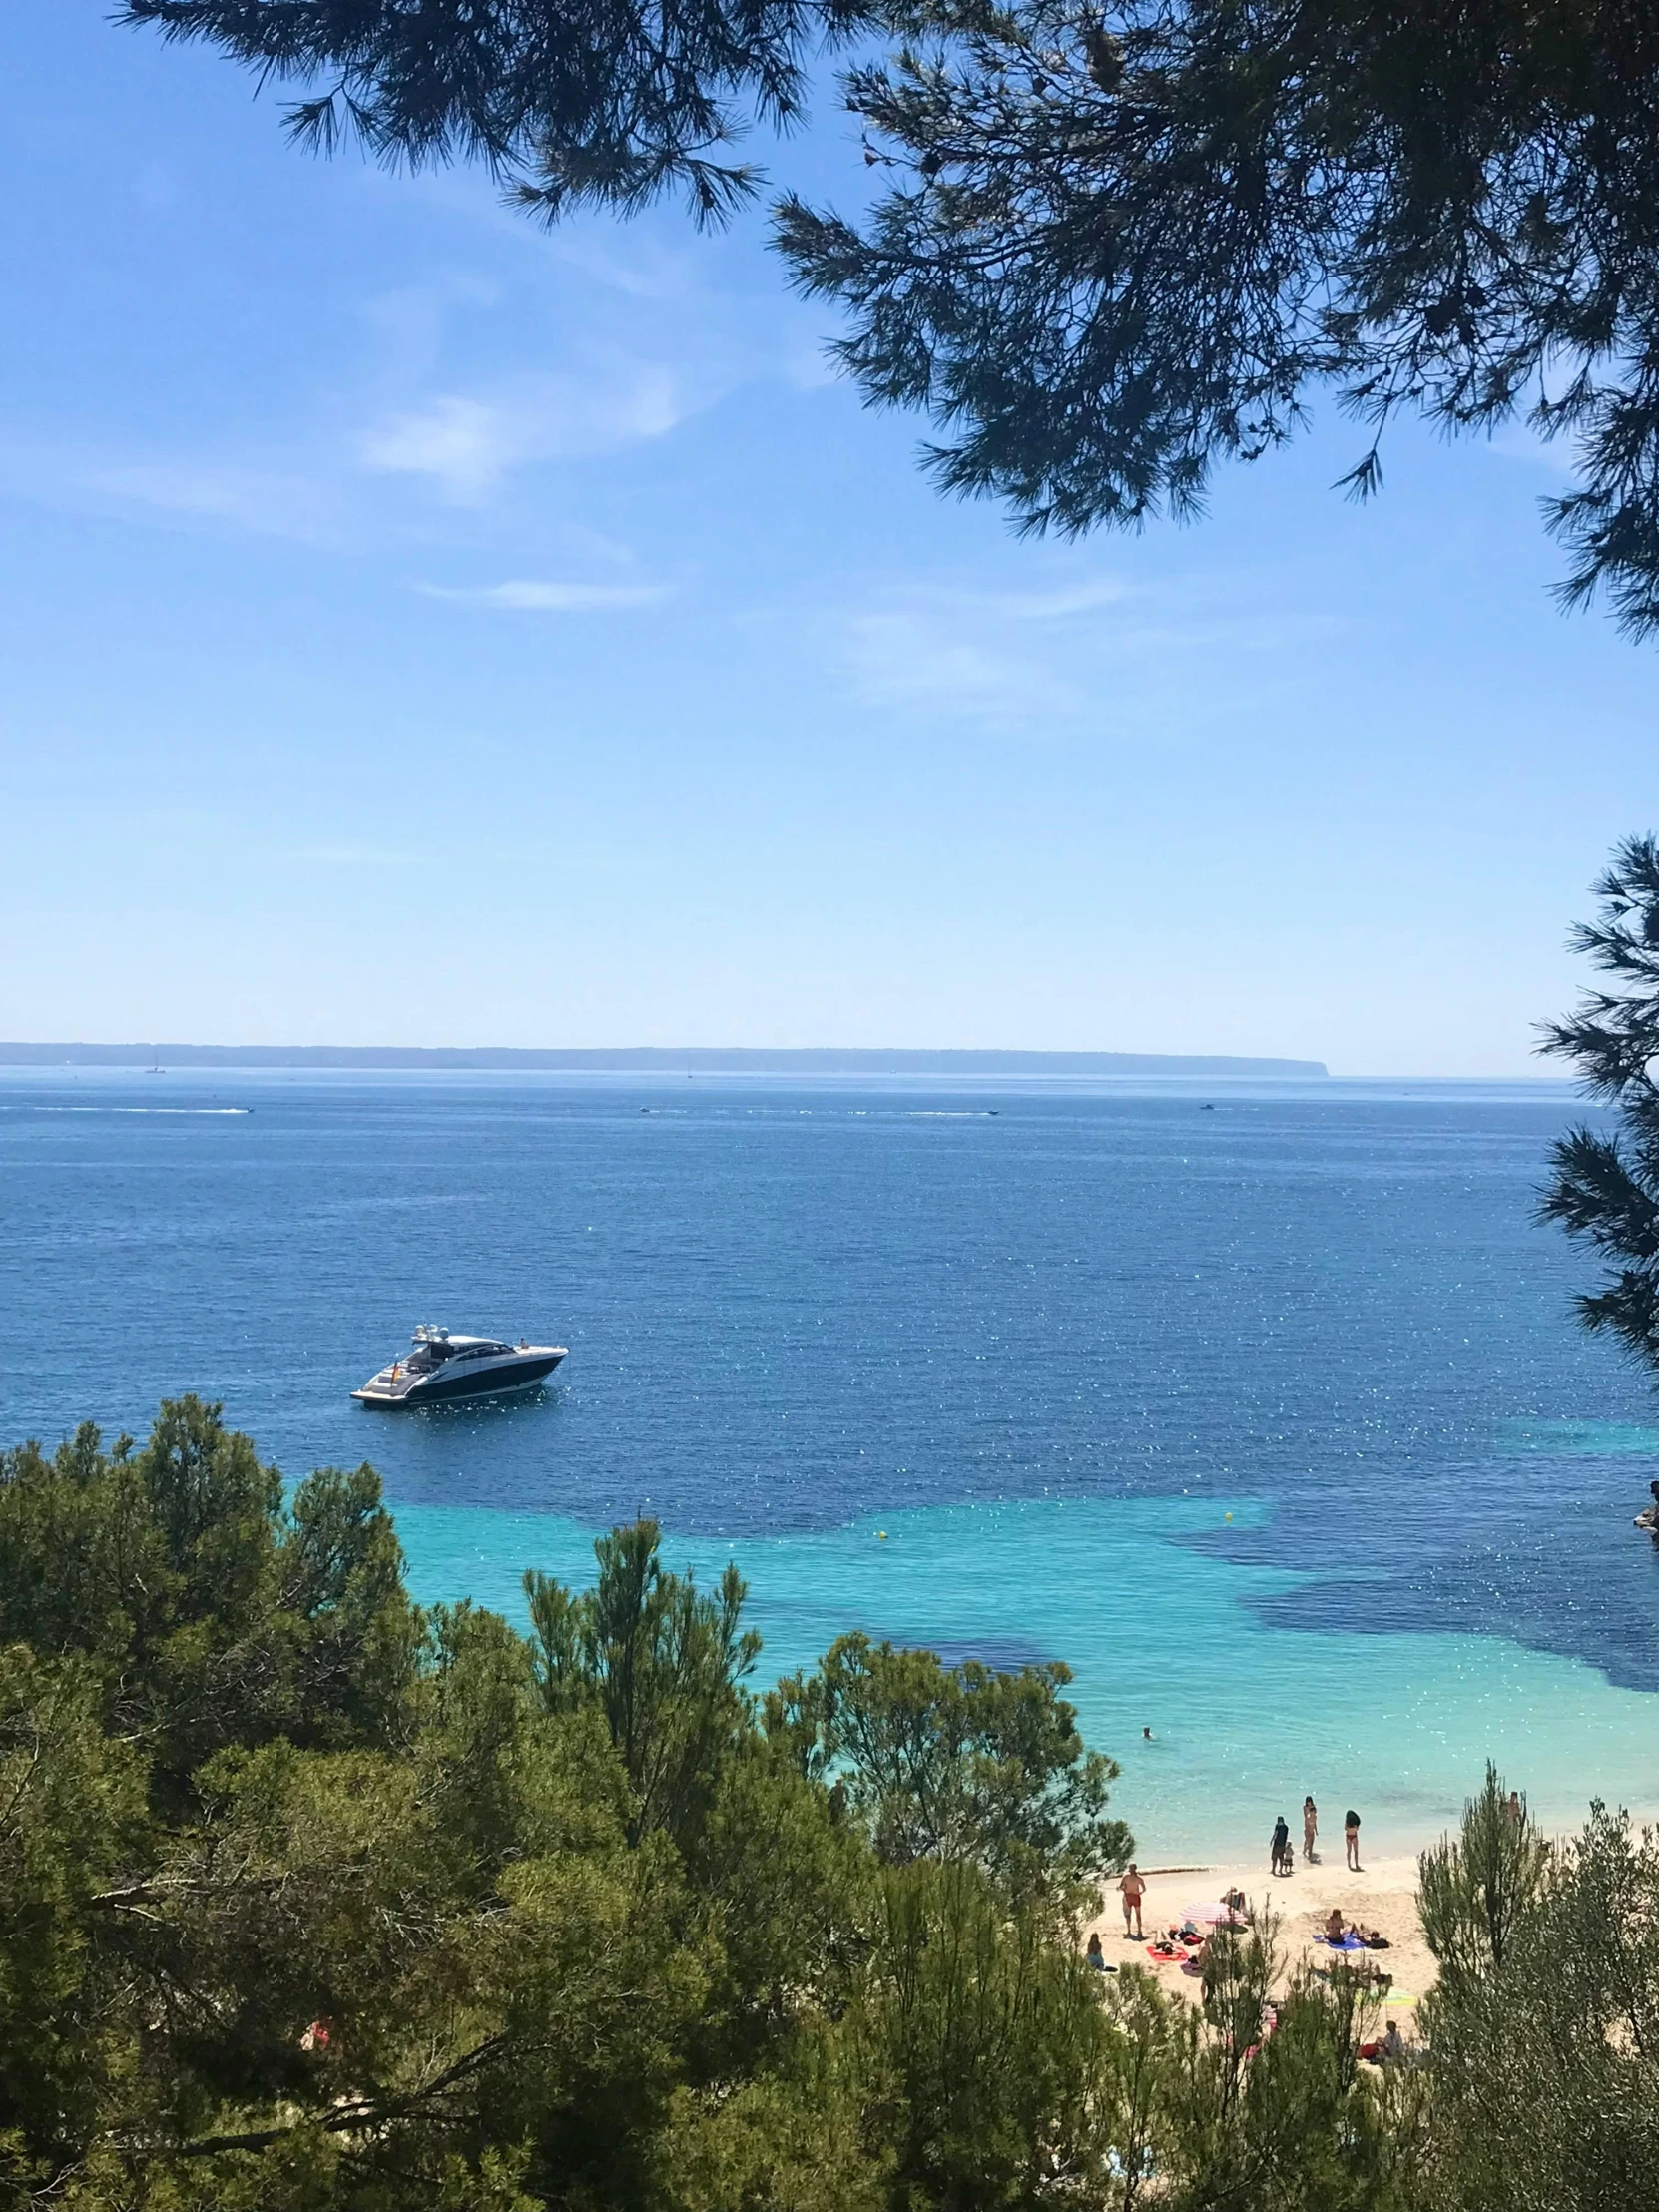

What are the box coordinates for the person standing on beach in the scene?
[1345,1808,1362,1871]
[1118,1864,1146,1937]
[1303,1796,1319,1861]
[1271,1815,1292,1875]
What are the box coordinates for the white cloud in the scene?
[418,578,673,612]
[840,576,1135,730]
[282,843,424,868]
[360,364,687,503]
[991,579,1136,621]
[542,227,711,303]
[360,395,509,502]
[71,456,343,543]
[553,523,640,568]
[1486,422,1577,478]
[835,570,1332,734]
[846,609,1087,726]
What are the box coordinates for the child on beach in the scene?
[1118,1864,1146,1938]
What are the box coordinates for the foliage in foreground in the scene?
[1542,831,1659,1376]
[0,1399,1656,2212]
[780,0,1659,637]
[124,1,1659,640]
[118,0,873,226]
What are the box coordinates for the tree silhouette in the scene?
[1541,834,1659,1368]
[776,0,1659,636]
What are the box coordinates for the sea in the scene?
[4,1065,1657,1860]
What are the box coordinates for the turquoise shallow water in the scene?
[5,1068,1659,1857]
[396,1488,1659,1861]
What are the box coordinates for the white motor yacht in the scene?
[352,1326,567,1406]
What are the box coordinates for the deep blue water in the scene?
[4,1069,1658,1718]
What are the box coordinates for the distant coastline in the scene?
[0,1043,1329,1078]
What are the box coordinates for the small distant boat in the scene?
[352,1326,567,1407]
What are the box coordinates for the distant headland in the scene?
[0,1044,1329,1078]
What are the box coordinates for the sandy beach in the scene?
[1088,1843,1438,2022]
[1087,1787,1659,2031]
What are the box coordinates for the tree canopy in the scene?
[1416,1767,1659,2211]
[118,0,872,224]
[1540,833,1659,1372]
[777,0,1659,635]
[767,1630,1130,1891]
[0,1397,1136,2210]
[120,1,1659,638]
[5,1396,1658,2210]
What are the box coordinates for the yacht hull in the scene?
[353,1350,565,1406]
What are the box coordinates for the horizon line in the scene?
[0,1042,1331,1077]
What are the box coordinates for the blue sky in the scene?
[2,2,1654,1073]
